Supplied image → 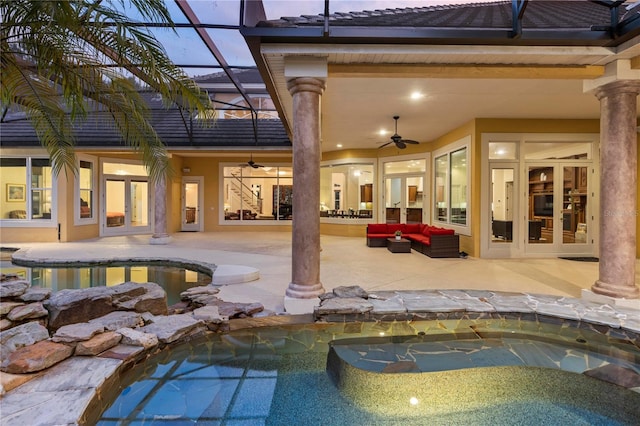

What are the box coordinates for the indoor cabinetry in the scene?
[528,166,587,244]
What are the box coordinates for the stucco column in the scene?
[150,174,172,245]
[591,80,640,299]
[285,77,326,298]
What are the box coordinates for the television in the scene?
[533,194,554,216]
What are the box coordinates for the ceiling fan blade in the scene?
[395,141,407,149]
[401,139,419,144]
[378,141,392,149]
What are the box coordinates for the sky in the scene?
[262,0,489,18]
[123,0,495,76]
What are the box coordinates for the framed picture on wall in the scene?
[6,184,25,202]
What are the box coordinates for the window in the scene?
[223,165,292,221]
[434,139,469,230]
[320,162,374,219]
[77,159,96,222]
[1,157,54,222]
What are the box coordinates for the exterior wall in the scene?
[320,222,367,237]
[3,118,631,260]
[167,155,183,234]
[1,227,58,243]
[427,120,476,256]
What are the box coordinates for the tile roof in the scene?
[260,1,632,30]
[0,93,291,149]
[194,68,265,85]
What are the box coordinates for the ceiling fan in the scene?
[241,153,264,168]
[378,116,419,149]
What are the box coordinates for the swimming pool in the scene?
[0,259,212,305]
[95,320,640,425]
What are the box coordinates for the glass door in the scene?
[181,177,203,232]
[526,163,591,254]
[384,176,424,224]
[104,176,151,235]
[490,167,516,244]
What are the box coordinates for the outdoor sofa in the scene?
[366,223,460,258]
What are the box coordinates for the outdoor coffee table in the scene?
[387,237,411,253]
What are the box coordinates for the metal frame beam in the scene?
[511,0,529,39]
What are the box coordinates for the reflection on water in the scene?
[97,322,640,425]
[0,260,211,305]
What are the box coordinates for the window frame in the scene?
[0,156,57,227]
[220,162,294,225]
[432,136,471,235]
[320,158,377,223]
[75,155,98,225]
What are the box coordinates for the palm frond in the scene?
[1,0,216,181]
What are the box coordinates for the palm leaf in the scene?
[1,0,215,181]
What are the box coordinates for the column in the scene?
[150,174,172,245]
[285,77,326,298]
[591,80,640,299]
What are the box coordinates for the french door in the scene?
[525,162,592,255]
[181,177,203,232]
[103,176,151,235]
[384,175,424,224]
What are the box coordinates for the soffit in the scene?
[260,41,639,151]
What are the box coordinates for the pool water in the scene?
[0,260,211,305]
[96,321,640,425]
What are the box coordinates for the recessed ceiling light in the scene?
[410,92,424,100]
[337,144,343,148]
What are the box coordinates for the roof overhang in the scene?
[240,1,640,152]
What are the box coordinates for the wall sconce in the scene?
[182,167,190,173]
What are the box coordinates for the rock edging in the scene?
[0,274,264,394]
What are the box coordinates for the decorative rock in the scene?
[18,287,52,302]
[333,285,369,299]
[111,282,168,316]
[0,319,12,330]
[187,294,221,306]
[75,331,122,356]
[0,371,35,395]
[0,280,29,298]
[315,297,374,314]
[88,311,143,331]
[45,282,168,330]
[0,302,24,316]
[0,322,49,358]
[181,286,224,307]
[7,302,48,321]
[192,305,227,330]
[1,341,73,374]
[117,328,159,349]
[98,343,145,361]
[140,312,156,324]
[0,273,21,282]
[167,301,190,314]
[52,323,105,343]
[210,300,264,318]
[139,314,205,344]
[319,292,336,301]
[180,286,220,298]
[45,287,115,331]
